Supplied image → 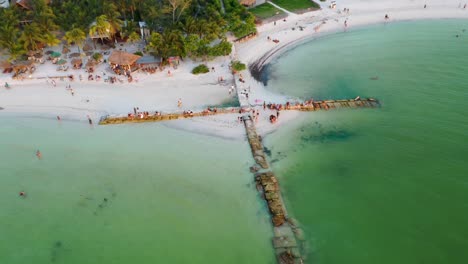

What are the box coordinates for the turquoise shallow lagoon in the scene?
[263,20,468,263]
[0,118,275,263]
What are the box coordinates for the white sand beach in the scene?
[1,0,466,138]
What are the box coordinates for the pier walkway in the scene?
[99,98,379,125]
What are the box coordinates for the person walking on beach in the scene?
[133,107,137,115]
[276,110,280,119]
[177,98,182,108]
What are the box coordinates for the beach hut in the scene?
[71,58,83,69]
[12,60,35,77]
[0,61,13,74]
[108,50,141,74]
[240,0,258,7]
[136,55,161,69]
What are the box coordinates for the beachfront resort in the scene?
[1,0,468,263]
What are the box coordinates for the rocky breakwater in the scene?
[243,115,307,264]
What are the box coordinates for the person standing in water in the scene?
[36,150,42,159]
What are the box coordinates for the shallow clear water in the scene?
[264,20,468,263]
[0,118,275,263]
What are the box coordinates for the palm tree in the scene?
[147,29,185,62]
[89,15,112,46]
[0,24,25,61]
[102,2,122,40]
[19,22,47,52]
[44,32,60,48]
[127,32,141,44]
[64,28,86,53]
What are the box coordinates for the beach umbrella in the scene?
[62,46,70,54]
[57,59,67,65]
[50,52,61,58]
[83,44,93,52]
[85,51,93,57]
[69,53,81,58]
[45,50,54,55]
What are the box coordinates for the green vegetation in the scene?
[192,64,210,74]
[249,3,283,20]
[92,52,103,62]
[231,60,246,72]
[271,0,320,12]
[134,51,144,56]
[0,0,256,62]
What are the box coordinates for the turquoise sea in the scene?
[263,20,468,263]
[1,19,468,264]
[0,119,275,263]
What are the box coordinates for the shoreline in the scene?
[1,0,467,139]
[249,17,468,84]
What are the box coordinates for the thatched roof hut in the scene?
[108,51,141,67]
[0,61,12,70]
[13,60,34,73]
[240,0,256,7]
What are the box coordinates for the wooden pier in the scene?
[98,98,380,125]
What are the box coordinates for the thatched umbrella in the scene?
[62,46,70,54]
[71,58,82,69]
[86,60,96,72]
[69,52,81,58]
[83,44,93,52]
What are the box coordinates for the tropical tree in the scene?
[167,0,192,24]
[89,15,112,45]
[19,22,47,52]
[44,32,61,48]
[102,1,122,40]
[147,29,185,61]
[0,8,25,60]
[0,24,25,61]
[127,32,141,44]
[64,28,86,53]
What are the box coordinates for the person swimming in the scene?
[36,150,42,159]
[19,191,26,197]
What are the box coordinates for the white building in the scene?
[0,0,10,8]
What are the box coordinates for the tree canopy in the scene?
[0,0,256,61]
